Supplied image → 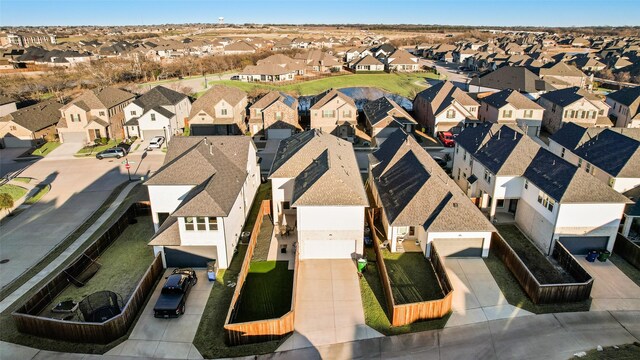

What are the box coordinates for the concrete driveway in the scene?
[443,258,532,327]
[578,258,640,311]
[43,142,84,160]
[105,269,212,359]
[277,259,382,351]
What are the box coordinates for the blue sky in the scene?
[1,0,639,27]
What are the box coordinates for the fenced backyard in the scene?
[11,202,164,344]
[613,233,640,270]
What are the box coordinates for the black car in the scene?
[153,268,197,318]
[96,147,127,160]
[432,156,448,168]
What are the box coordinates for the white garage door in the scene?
[433,238,484,257]
[61,131,87,143]
[267,128,292,139]
[300,239,357,259]
[142,129,165,140]
[2,137,33,148]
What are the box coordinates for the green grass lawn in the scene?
[75,140,119,156]
[483,251,591,314]
[201,73,434,98]
[28,141,61,157]
[496,225,576,284]
[193,245,286,358]
[0,184,28,201]
[381,250,444,304]
[24,184,50,205]
[359,248,450,335]
[243,182,272,233]
[12,177,32,184]
[40,215,155,318]
[581,343,640,359]
[610,253,640,287]
[232,261,294,323]
[252,215,275,261]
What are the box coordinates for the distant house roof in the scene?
[607,86,640,120]
[538,86,602,107]
[189,85,246,119]
[363,96,416,128]
[224,41,255,52]
[352,55,383,66]
[469,66,554,93]
[131,86,188,119]
[1,100,63,132]
[63,87,135,111]
[481,88,544,110]
[269,130,368,207]
[309,89,356,110]
[250,91,298,111]
[414,80,479,118]
[369,130,494,232]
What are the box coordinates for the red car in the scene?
[438,131,456,147]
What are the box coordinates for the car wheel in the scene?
[116,155,121,159]
[97,156,103,160]
[180,303,186,315]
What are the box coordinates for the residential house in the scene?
[123,86,191,141]
[452,123,629,255]
[188,85,248,135]
[269,130,368,259]
[248,91,300,139]
[294,50,342,73]
[223,41,256,55]
[548,123,640,193]
[385,49,419,72]
[309,89,358,141]
[146,136,260,269]
[413,81,480,136]
[479,88,545,136]
[239,63,297,82]
[0,100,62,148]
[369,130,495,257]
[537,86,610,133]
[606,86,640,128]
[533,62,592,90]
[468,66,555,99]
[349,55,384,72]
[57,87,135,144]
[363,96,417,144]
[0,96,17,117]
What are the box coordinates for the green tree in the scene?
[0,193,14,215]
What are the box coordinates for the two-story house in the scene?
[468,66,555,99]
[248,91,300,139]
[57,87,135,144]
[452,123,629,255]
[537,86,611,134]
[533,61,592,90]
[413,81,480,136]
[478,88,545,137]
[146,136,260,269]
[0,100,62,148]
[268,130,368,259]
[384,49,419,72]
[548,122,640,193]
[309,89,358,141]
[123,86,191,141]
[188,85,248,135]
[606,86,640,128]
[363,96,417,144]
[369,130,495,258]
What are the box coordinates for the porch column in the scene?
[489,197,498,222]
[152,211,160,232]
[622,214,633,237]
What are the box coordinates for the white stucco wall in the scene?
[148,185,194,230]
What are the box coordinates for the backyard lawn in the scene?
[496,225,576,284]
[41,215,155,318]
[381,250,444,304]
[0,184,28,201]
[243,182,272,232]
[201,73,436,98]
[75,140,120,156]
[359,248,450,336]
[232,261,294,323]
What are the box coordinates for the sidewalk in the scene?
[0,181,139,313]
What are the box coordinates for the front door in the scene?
[339,125,349,139]
[508,199,518,214]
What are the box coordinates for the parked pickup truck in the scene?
[153,268,197,318]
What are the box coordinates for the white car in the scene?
[147,136,165,150]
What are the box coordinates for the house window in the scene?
[99,111,105,116]
[150,113,156,121]
[409,226,415,236]
[446,109,456,119]
[130,111,136,116]
[609,177,615,187]
[577,158,583,168]
[503,110,512,118]
[282,201,290,210]
[537,191,555,212]
[496,199,505,208]
[561,148,565,158]
[322,110,335,118]
[524,110,533,118]
[585,162,592,174]
[221,108,228,116]
[569,110,575,118]
[185,217,194,231]
[196,217,207,231]
[484,169,492,183]
[275,111,283,121]
[524,180,528,189]
[208,217,218,230]
[598,109,604,115]
[343,109,352,117]
[463,150,467,161]
[255,109,261,115]
[457,168,461,180]
[10,125,16,131]
[580,111,586,119]
[591,111,596,119]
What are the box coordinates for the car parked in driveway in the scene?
[96,147,127,160]
[147,136,165,150]
[437,131,456,147]
[153,268,197,318]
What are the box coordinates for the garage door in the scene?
[60,131,87,143]
[559,236,609,255]
[433,238,484,257]
[267,128,292,139]
[164,246,217,268]
[300,239,357,259]
[2,137,33,148]
[142,129,165,140]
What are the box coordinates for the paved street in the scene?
[420,59,472,89]
[0,148,165,289]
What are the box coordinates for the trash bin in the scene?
[597,250,611,262]
[207,260,217,281]
[585,250,598,262]
[357,258,367,273]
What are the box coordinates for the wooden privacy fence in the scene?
[223,200,298,345]
[366,209,453,327]
[613,233,640,270]
[490,233,593,304]
[12,202,164,344]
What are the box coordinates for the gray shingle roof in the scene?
[538,86,601,107]
[481,88,543,110]
[64,87,135,110]
[309,89,356,110]
[363,96,416,128]
[134,86,188,111]
[269,130,368,207]
[607,86,640,107]
[414,81,478,117]
[469,66,552,93]
[1,100,63,132]
[189,85,246,119]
